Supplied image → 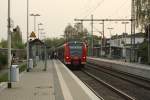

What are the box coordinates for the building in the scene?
[107,33,145,61]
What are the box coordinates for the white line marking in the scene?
[53,60,73,100]
[57,60,101,100]
[0,82,7,92]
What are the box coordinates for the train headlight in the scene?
[82,56,86,59]
[66,56,70,59]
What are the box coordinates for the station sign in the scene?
[30,31,36,38]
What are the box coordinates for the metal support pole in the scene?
[108,27,113,58]
[91,15,94,56]
[81,21,83,34]
[26,0,30,72]
[148,24,150,64]
[81,21,84,41]
[38,23,43,39]
[130,0,135,62]
[133,22,136,62]
[44,45,47,71]
[133,0,136,62]
[30,14,40,34]
[100,34,102,57]
[7,0,12,88]
[34,16,36,32]
[122,22,129,34]
[130,21,133,62]
[38,23,39,39]
[102,20,104,56]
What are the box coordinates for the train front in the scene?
[64,41,87,68]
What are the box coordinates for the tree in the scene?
[64,23,88,41]
[0,26,25,49]
[93,35,101,45]
[74,23,88,38]
[0,39,7,48]
[137,40,148,63]
[0,39,8,68]
[135,0,150,64]
[0,52,7,69]
[44,38,65,48]
[12,25,24,49]
[64,24,76,40]
[135,0,150,31]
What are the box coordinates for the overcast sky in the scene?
[0,0,131,42]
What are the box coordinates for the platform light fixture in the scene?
[30,13,40,33]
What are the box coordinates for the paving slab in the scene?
[0,61,55,100]
[0,60,101,100]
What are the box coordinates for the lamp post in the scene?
[108,27,114,58]
[38,23,43,39]
[40,31,46,40]
[26,0,30,72]
[39,28,44,39]
[30,13,40,33]
[26,0,32,72]
[7,0,12,88]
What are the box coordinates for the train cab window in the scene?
[68,42,83,57]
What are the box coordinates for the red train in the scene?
[56,41,87,69]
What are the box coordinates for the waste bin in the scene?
[29,59,33,69]
[11,65,19,82]
[138,57,141,63]
[36,56,39,62]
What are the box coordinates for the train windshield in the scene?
[68,42,83,57]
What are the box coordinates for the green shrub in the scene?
[19,63,26,72]
[0,53,7,69]
[0,63,26,82]
[137,41,148,64]
[0,73,8,82]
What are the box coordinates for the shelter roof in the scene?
[29,39,45,45]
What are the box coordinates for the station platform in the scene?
[88,57,150,79]
[0,60,100,100]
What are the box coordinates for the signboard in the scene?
[30,31,36,38]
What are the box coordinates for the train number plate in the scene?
[73,61,79,64]
[73,56,79,59]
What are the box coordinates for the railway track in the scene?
[82,70,135,100]
[86,62,150,90]
[73,70,134,100]
[81,63,150,100]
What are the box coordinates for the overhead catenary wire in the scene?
[75,0,105,19]
[93,26,103,35]
[109,0,129,18]
[83,0,105,19]
[77,0,130,27]
[75,0,92,19]
[74,0,132,38]
[100,0,130,36]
